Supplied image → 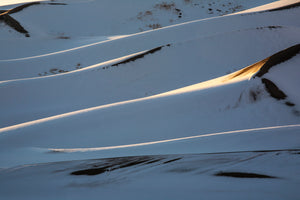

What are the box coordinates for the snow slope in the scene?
[1,150,300,200]
[0,0,44,7]
[0,0,299,199]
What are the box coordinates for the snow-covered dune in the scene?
[1,43,299,166]
[1,0,299,81]
[1,26,299,128]
[1,150,300,200]
[0,0,299,199]
[1,3,299,127]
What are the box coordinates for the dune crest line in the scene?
[49,124,300,153]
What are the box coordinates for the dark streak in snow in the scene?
[163,158,181,164]
[111,45,169,67]
[215,171,276,178]
[261,78,287,100]
[70,156,162,176]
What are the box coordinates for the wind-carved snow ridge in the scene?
[49,124,300,153]
[0,0,300,199]
[0,46,295,132]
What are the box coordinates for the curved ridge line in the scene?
[0,36,126,62]
[0,70,250,133]
[0,11,242,62]
[49,124,300,153]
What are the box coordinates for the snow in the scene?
[0,0,300,199]
[263,54,300,109]
[0,150,300,200]
[235,0,300,14]
[0,0,45,7]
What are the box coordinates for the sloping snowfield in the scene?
[0,0,300,199]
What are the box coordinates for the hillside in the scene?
[0,0,299,199]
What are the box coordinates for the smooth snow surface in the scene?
[0,0,45,7]
[0,0,299,199]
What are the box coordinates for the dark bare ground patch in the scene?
[56,36,70,39]
[215,171,276,178]
[0,14,29,37]
[136,10,153,20]
[38,68,68,76]
[261,78,287,100]
[260,79,299,113]
[255,44,300,78]
[47,3,67,6]
[49,68,68,74]
[146,23,162,29]
[111,46,162,67]
[111,44,171,67]
[256,26,282,30]
[0,2,66,37]
[285,101,295,107]
[154,2,176,10]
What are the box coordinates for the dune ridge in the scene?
[0,0,299,199]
